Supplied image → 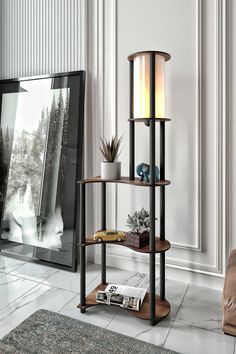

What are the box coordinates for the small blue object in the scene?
[136,163,160,183]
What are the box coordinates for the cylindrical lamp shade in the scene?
[128,51,171,119]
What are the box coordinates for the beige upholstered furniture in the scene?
[222,249,236,336]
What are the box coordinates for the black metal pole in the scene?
[80,183,86,310]
[149,53,156,325]
[129,60,135,180]
[160,122,165,300]
[129,122,135,180]
[101,182,106,284]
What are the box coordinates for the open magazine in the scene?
[96,284,147,311]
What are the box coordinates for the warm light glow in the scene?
[155,55,165,118]
[133,53,165,118]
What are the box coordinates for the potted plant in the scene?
[126,208,150,248]
[100,135,122,180]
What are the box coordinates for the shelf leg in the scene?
[129,120,135,180]
[160,122,166,301]
[129,60,135,180]
[150,252,156,325]
[149,53,156,325]
[160,252,165,300]
[80,245,86,309]
[80,183,86,310]
[149,118,156,324]
[101,182,106,284]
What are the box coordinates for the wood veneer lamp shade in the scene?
[128,51,171,119]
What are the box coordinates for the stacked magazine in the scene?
[96,284,147,311]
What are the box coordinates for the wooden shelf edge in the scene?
[79,236,171,254]
[77,283,171,322]
[78,176,171,187]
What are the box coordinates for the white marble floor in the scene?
[0,255,235,354]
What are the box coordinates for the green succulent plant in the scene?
[100,135,123,162]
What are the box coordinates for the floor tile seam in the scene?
[90,275,121,329]
[39,269,100,293]
[138,274,160,291]
[3,268,101,296]
[0,271,82,296]
[104,307,122,330]
[162,283,190,348]
[57,293,78,314]
[1,265,26,275]
[175,318,226,337]
[103,277,188,343]
[6,262,31,274]
[0,270,8,274]
[0,281,41,315]
[134,325,157,340]
[86,273,102,287]
[4,272,56,286]
[8,265,60,278]
[0,272,41,285]
[57,274,107,317]
[103,273,149,330]
[133,273,148,287]
[0,278,81,320]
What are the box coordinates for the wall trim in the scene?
[108,0,203,252]
[93,0,228,277]
[215,0,223,274]
[95,248,225,277]
[214,0,228,274]
[221,0,230,274]
[94,251,224,290]
[99,242,224,275]
[171,0,202,252]
[92,0,204,256]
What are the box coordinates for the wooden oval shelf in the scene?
[77,283,171,322]
[128,118,171,122]
[78,176,171,187]
[81,235,171,254]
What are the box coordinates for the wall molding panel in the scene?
[94,0,229,280]
[171,0,202,252]
[0,0,231,282]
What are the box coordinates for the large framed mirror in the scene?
[0,71,85,271]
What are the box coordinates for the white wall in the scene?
[0,0,234,287]
[91,0,232,288]
[0,0,96,262]
[0,0,86,78]
[229,1,236,252]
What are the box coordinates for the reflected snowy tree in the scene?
[56,89,70,208]
[0,128,8,208]
[1,88,68,250]
[41,91,64,221]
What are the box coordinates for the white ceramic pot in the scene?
[101,161,121,180]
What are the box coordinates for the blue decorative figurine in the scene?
[136,163,160,183]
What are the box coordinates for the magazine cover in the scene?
[96,284,147,311]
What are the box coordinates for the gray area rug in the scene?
[0,309,179,354]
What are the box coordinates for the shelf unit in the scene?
[77,116,171,326]
[78,50,172,325]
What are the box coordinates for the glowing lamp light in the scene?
[128,51,171,119]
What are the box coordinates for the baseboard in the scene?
[94,251,225,290]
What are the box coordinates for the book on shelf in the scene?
[96,284,147,311]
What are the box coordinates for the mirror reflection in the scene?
[0,79,70,251]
